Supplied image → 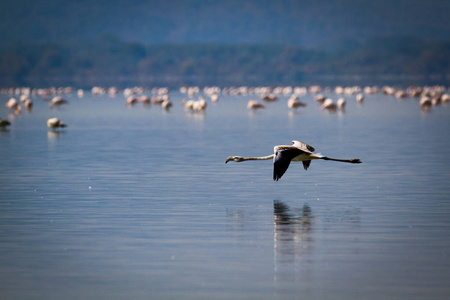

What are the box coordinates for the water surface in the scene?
[1,88,449,299]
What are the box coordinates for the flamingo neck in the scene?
[242,155,274,161]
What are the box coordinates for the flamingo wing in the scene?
[292,140,315,153]
[302,160,311,170]
[273,146,304,181]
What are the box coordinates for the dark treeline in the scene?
[1,36,449,88]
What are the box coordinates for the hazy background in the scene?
[1,0,450,87]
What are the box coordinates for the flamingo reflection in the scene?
[274,200,313,282]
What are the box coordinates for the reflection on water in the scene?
[274,200,313,283]
[47,130,65,142]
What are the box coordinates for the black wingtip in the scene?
[273,173,281,181]
[302,160,311,170]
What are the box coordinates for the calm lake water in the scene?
[1,87,449,299]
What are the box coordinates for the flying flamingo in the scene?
[226,140,361,181]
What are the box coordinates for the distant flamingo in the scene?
[247,99,266,110]
[5,98,22,114]
[192,96,207,111]
[0,118,11,129]
[49,96,69,108]
[320,98,337,111]
[162,98,173,110]
[6,98,19,110]
[261,93,277,102]
[337,98,346,109]
[126,96,138,105]
[356,93,364,103]
[287,96,307,109]
[47,117,67,130]
[137,95,151,104]
[210,94,219,103]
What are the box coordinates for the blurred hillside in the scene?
[2,0,450,47]
[1,36,449,87]
[1,0,450,87]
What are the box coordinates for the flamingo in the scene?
[287,96,307,109]
[337,98,346,109]
[5,98,22,115]
[137,95,151,104]
[5,98,19,110]
[192,96,207,111]
[0,118,11,129]
[126,96,138,105]
[210,94,219,103]
[247,100,266,110]
[226,140,361,181]
[162,98,173,110]
[320,98,337,111]
[356,93,364,103]
[261,93,277,102]
[183,99,195,111]
[314,94,326,102]
[49,96,69,108]
[441,94,450,103]
[47,117,67,130]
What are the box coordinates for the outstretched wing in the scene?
[292,140,315,153]
[302,160,311,170]
[273,146,304,181]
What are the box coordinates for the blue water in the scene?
[1,88,449,299]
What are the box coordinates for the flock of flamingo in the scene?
[2,84,448,180]
[1,84,449,132]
